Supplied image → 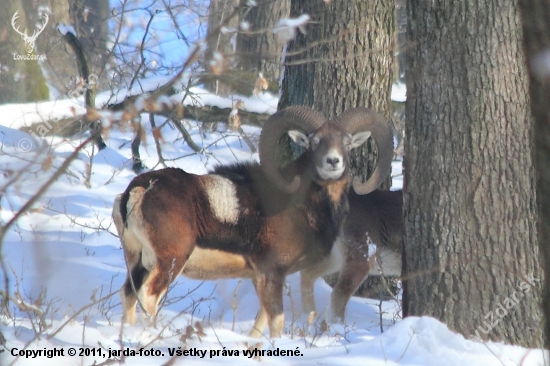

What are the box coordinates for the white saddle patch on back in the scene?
[201,175,240,224]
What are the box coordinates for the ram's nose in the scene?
[326,156,340,167]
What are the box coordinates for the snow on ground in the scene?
[0,91,547,365]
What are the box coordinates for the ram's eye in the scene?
[309,135,320,148]
[343,135,352,148]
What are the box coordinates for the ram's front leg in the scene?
[300,238,346,314]
[253,271,285,338]
[249,277,268,338]
[331,244,375,322]
[300,267,318,314]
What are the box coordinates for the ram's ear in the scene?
[288,130,310,148]
[348,131,371,149]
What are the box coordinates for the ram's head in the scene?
[259,106,394,195]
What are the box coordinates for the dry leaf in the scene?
[307,310,316,326]
[179,325,195,343]
[320,319,328,332]
[228,112,241,131]
[253,73,268,96]
[209,52,226,75]
[175,104,185,118]
[233,100,245,110]
[86,109,102,121]
[82,8,89,22]
[29,207,44,213]
[0,27,8,43]
[41,155,53,171]
[121,109,136,123]
[152,127,164,143]
[144,98,157,112]
[194,321,206,337]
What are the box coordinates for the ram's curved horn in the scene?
[259,106,327,193]
[336,108,393,195]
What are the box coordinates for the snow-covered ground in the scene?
[0,90,547,365]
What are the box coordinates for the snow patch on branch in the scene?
[57,24,76,36]
[240,21,250,32]
[273,14,310,42]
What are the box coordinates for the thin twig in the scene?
[395,328,416,363]
[47,291,117,340]
[237,127,257,153]
[171,117,202,152]
[0,290,44,318]
[1,134,97,312]
[150,113,167,168]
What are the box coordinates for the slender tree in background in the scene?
[404,0,545,347]
[518,0,550,346]
[203,0,240,95]
[69,0,109,73]
[206,0,240,59]
[203,0,289,96]
[236,0,289,82]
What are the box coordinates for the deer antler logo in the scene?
[11,11,49,54]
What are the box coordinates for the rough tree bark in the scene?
[236,0,289,82]
[518,0,550,347]
[404,0,545,347]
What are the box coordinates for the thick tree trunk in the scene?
[518,0,550,347]
[404,0,545,347]
[279,0,395,186]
